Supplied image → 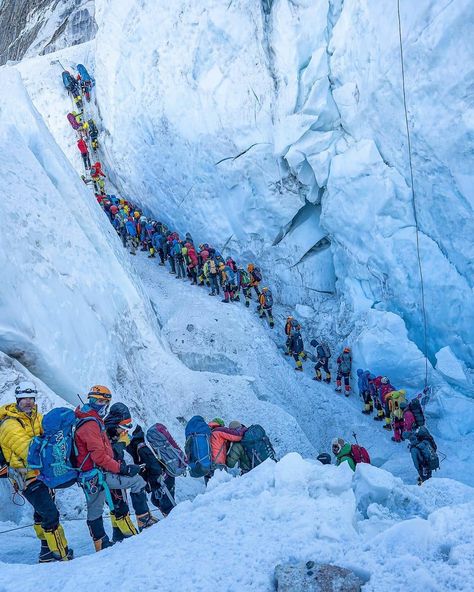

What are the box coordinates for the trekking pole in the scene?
[77,393,85,405]
[352,431,359,445]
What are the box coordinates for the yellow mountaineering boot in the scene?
[114,513,138,538]
[43,525,72,561]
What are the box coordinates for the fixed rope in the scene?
[396,0,429,388]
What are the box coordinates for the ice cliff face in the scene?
[92,0,474,376]
[0,0,96,65]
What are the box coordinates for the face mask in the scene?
[97,403,110,418]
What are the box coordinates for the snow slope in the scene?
[2,456,474,592]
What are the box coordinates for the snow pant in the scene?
[293,351,306,369]
[23,480,60,532]
[252,284,261,297]
[188,266,197,284]
[392,417,404,442]
[169,255,176,273]
[85,472,146,521]
[222,283,234,302]
[81,152,91,169]
[336,371,351,392]
[120,230,127,247]
[126,235,136,254]
[175,257,185,278]
[374,395,384,418]
[259,307,274,327]
[209,274,219,295]
[149,474,176,516]
[315,359,331,380]
[231,284,240,301]
[361,389,374,412]
[243,286,252,306]
[158,248,165,264]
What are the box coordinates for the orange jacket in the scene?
[208,422,244,465]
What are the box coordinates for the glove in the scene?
[119,461,140,477]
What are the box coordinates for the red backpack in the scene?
[351,445,370,465]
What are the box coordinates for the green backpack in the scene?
[240,425,276,469]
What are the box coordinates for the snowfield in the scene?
[1,456,474,592]
[0,0,473,589]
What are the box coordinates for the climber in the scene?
[373,376,396,429]
[125,217,138,254]
[357,369,375,414]
[186,243,199,284]
[238,266,253,307]
[152,230,165,265]
[284,317,300,355]
[404,426,439,485]
[88,119,99,150]
[219,262,235,303]
[104,403,157,536]
[226,422,251,474]
[400,401,417,436]
[0,381,72,562]
[204,256,220,296]
[127,425,177,517]
[208,418,245,476]
[172,239,186,278]
[289,329,306,371]
[386,389,406,442]
[258,287,274,328]
[197,245,210,285]
[247,263,262,297]
[311,339,331,383]
[331,438,355,471]
[335,347,352,395]
[90,161,106,196]
[74,385,145,552]
[77,138,91,170]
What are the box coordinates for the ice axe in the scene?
[352,431,359,445]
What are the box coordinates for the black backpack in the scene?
[408,398,425,427]
[240,425,276,469]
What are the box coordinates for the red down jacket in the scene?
[208,421,245,465]
[74,406,121,473]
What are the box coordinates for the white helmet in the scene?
[15,381,37,398]
[381,376,389,385]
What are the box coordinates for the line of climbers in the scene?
[0,381,276,563]
[57,63,440,523]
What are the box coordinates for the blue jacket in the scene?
[125,220,137,237]
[357,369,371,395]
[152,233,164,249]
[171,240,181,256]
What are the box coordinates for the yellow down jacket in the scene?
[0,403,43,480]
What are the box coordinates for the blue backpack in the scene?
[77,64,95,85]
[62,71,74,90]
[185,416,212,478]
[27,408,79,489]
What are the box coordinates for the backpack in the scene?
[350,444,371,465]
[240,270,251,286]
[240,425,276,469]
[184,416,212,478]
[408,398,425,427]
[252,267,262,282]
[208,259,217,274]
[62,71,74,90]
[146,423,187,477]
[67,113,81,130]
[264,291,273,308]
[77,63,94,84]
[418,441,439,471]
[27,408,79,489]
[320,342,331,359]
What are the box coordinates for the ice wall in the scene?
[93,0,474,376]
